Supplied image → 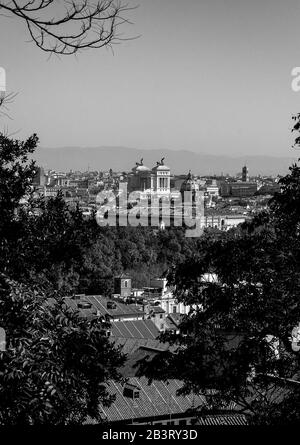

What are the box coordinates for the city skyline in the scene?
[32,145,296,176]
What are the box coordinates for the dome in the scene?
[136,165,150,173]
[180,171,199,193]
[153,164,170,172]
[152,157,170,172]
[131,158,150,173]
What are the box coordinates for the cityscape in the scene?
[17,157,287,427]
[1,0,300,438]
[32,160,280,230]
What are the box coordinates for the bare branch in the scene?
[0,91,18,120]
[0,0,138,55]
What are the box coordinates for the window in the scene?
[173,306,177,314]
[124,281,128,288]
[179,419,187,426]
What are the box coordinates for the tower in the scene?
[242,165,249,182]
[114,275,132,298]
[32,166,46,187]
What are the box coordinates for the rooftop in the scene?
[96,377,206,423]
[64,295,146,319]
[111,319,160,339]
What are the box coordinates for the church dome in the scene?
[180,171,199,193]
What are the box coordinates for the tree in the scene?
[0,92,17,121]
[0,133,126,424]
[0,0,136,425]
[138,158,300,425]
[0,274,125,425]
[5,192,96,292]
[0,0,135,55]
[0,133,38,273]
[0,133,37,217]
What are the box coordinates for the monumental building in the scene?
[128,158,171,197]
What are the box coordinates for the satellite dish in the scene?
[0,67,6,99]
[0,327,6,351]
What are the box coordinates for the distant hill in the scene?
[31,146,297,176]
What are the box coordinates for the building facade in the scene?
[220,181,257,197]
[128,158,171,197]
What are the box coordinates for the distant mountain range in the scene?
[31,146,298,176]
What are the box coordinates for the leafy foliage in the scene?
[0,133,128,425]
[0,131,211,425]
[0,274,124,425]
[138,160,300,424]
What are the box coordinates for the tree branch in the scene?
[0,0,138,55]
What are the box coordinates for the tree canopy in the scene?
[0,133,128,425]
[0,275,125,425]
[2,117,300,424]
[137,159,300,425]
[0,131,210,424]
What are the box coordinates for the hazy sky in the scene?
[1,0,300,157]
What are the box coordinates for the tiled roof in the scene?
[168,313,184,327]
[165,316,179,332]
[150,306,165,314]
[63,295,146,319]
[85,295,145,318]
[110,319,159,339]
[196,414,248,426]
[120,346,172,378]
[97,377,206,423]
[112,337,169,354]
[114,274,131,279]
[62,298,95,318]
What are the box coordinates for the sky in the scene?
[1,0,300,157]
